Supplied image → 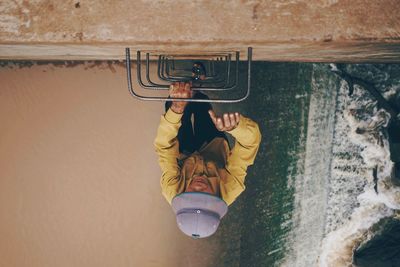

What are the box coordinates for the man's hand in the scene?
[208,110,240,132]
[169,82,192,114]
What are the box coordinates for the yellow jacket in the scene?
[154,109,262,205]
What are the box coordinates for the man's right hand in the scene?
[169,82,192,114]
[208,110,241,132]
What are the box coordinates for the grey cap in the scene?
[171,192,228,238]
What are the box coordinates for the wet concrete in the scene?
[205,62,312,266]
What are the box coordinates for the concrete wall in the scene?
[1,0,400,61]
[0,62,223,267]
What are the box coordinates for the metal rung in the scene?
[162,55,231,85]
[145,53,230,90]
[139,51,238,90]
[158,55,232,88]
[125,47,252,103]
[161,55,228,83]
[168,58,220,79]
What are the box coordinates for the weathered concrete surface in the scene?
[1,42,400,62]
[0,0,400,61]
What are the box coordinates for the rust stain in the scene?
[252,2,260,20]
[107,62,117,73]
[75,32,83,41]
[10,0,32,31]
[323,34,333,42]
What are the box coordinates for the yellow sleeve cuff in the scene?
[164,109,183,124]
[228,119,245,136]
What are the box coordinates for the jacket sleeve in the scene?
[222,115,262,205]
[154,109,183,204]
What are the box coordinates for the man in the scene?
[154,82,261,238]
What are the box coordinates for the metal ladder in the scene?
[125,47,252,103]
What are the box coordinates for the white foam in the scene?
[318,72,399,267]
[283,64,400,267]
[383,85,399,99]
[318,202,393,267]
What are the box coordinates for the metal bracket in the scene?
[125,47,252,103]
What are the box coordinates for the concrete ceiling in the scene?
[0,0,400,62]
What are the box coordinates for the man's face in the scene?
[186,175,218,195]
